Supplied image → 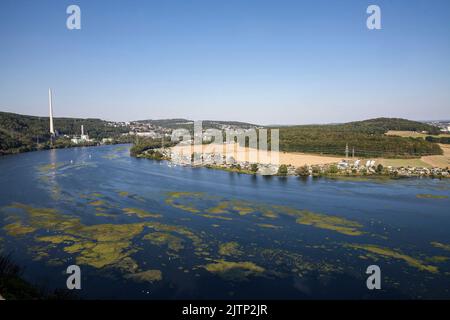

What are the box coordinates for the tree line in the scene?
[0,111,130,155]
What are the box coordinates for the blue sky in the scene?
[0,0,449,124]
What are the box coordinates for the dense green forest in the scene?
[0,111,130,155]
[276,118,443,158]
[130,137,175,158]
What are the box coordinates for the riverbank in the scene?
[0,141,131,158]
[137,142,450,178]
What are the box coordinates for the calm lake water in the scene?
[0,144,449,299]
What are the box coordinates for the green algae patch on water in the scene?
[231,202,257,216]
[165,192,221,214]
[3,203,144,270]
[5,203,77,232]
[256,223,282,229]
[274,206,364,236]
[89,200,106,207]
[123,208,162,219]
[416,194,448,199]
[3,221,36,236]
[125,269,162,283]
[164,192,363,236]
[80,192,105,202]
[142,221,211,259]
[348,244,438,273]
[165,192,202,213]
[203,199,266,217]
[79,223,145,242]
[2,202,211,274]
[166,191,204,200]
[144,221,205,247]
[32,250,50,261]
[427,256,450,263]
[37,162,64,173]
[143,232,184,251]
[169,203,200,213]
[43,223,146,269]
[260,209,278,219]
[258,248,338,276]
[200,214,233,221]
[114,256,139,274]
[295,211,363,236]
[73,241,137,269]
[203,260,265,281]
[88,192,104,199]
[36,235,78,244]
[95,212,117,218]
[46,258,65,266]
[218,242,242,256]
[102,153,119,160]
[431,242,450,252]
[207,202,230,214]
[206,200,255,216]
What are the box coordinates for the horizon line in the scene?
[1,109,448,127]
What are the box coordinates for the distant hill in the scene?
[345,118,441,134]
[276,118,443,158]
[0,111,129,155]
[135,118,260,130]
[134,118,193,130]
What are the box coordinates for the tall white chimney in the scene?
[81,124,84,136]
[49,88,55,135]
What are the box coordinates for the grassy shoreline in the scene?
[189,161,449,179]
[130,143,449,179]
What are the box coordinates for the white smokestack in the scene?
[49,88,55,135]
[81,124,84,136]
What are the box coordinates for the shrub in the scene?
[327,164,338,174]
[295,165,309,176]
[278,164,288,176]
[376,164,384,173]
[311,166,322,176]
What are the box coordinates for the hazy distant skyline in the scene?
[0,0,449,125]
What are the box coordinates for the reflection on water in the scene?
[0,144,450,299]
